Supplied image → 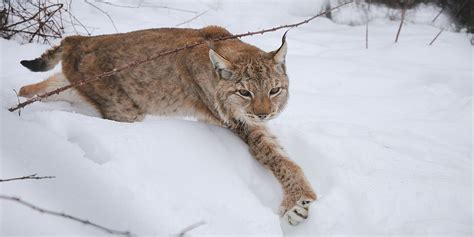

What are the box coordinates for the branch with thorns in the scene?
[8,0,354,113]
[0,173,55,182]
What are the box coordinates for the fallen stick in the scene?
[0,173,55,182]
[0,195,132,236]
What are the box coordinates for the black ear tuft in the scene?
[272,31,288,65]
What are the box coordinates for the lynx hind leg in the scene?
[19,73,96,107]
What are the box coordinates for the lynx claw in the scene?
[282,197,314,225]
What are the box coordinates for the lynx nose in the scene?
[256,113,268,120]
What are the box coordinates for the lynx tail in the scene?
[20,44,63,72]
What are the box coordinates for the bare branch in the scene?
[65,0,92,36]
[366,0,371,49]
[395,0,410,43]
[177,221,206,237]
[84,0,118,33]
[0,195,132,236]
[429,0,469,46]
[93,0,139,9]
[1,1,91,43]
[8,0,354,112]
[2,3,62,29]
[0,173,55,182]
[93,0,198,13]
[429,28,443,45]
[137,3,197,14]
[28,4,64,43]
[176,10,209,27]
[431,5,446,23]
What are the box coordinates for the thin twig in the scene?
[12,89,21,116]
[8,0,354,112]
[66,11,92,35]
[0,173,55,182]
[65,0,91,36]
[431,5,446,23]
[429,0,469,46]
[177,221,206,237]
[84,0,118,33]
[66,0,78,33]
[429,29,443,45]
[0,195,132,236]
[365,0,370,49]
[4,29,61,39]
[93,0,197,13]
[2,3,62,29]
[176,10,209,27]
[1,1,83,44]
[2,2,63,42]
[395,0,409,43]
[138,3,197,14]
[93,0,139,9]
[28,3,63,43]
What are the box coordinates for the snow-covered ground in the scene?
[1,1,472,236]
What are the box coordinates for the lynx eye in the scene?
[269,87,281,96]
[237,89,252,98]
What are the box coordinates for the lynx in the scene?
[19,26,316,225]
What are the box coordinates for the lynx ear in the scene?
[272,32,288,65]
[209,49,234,80]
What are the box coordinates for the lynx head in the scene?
[210,35,289,123]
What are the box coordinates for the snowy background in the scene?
[1,0,472,236]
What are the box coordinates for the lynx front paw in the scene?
[280,196,315,225]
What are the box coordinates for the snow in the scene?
[1,0,472,236]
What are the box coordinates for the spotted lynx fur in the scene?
[19,26,317,225]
